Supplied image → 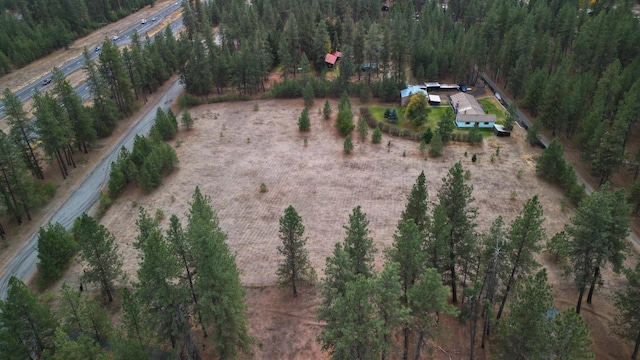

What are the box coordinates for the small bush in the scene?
[516,169,524,179]
[510,191,518,201]
[155,209,165,222]
[304,138,308,146]
[384,108,391,119]
[464,170,472,180]
[472,154,477,163]
[260,183,268,193]
[253,103,260,111]
[97,192,112,219]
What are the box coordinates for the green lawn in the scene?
[368,104,494,139]
[369,105,447,132]
[478,97,507,123]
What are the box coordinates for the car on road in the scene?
[94,46,101,52]
[42,78,51,86]
[112,35,120,41]
[141,18,147,24]
[151,17,157,21]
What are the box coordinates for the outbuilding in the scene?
[400,85,428,106]
[325,51,342,68]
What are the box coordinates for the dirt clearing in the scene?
[54,98,634,359]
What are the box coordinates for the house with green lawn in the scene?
[449,92,496,129]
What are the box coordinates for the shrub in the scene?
[384,108,391,119]
[260,183,268,193]
[472,154,477,162]
[298,108,311,131]
[372,127,382,143]
[344,135,354,154]
[181,110,194,130]
[155,209,165,222]
[253,103,260,111]
[98,191,112,219]
[179,93,203,108]
[271,77,303,98]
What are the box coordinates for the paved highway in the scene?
[0,3,186,299]
[0,2,183,117]
[0,79,184,299]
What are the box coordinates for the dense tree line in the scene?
[3,188,250,358]
[178,0,640,186]
[0,0,155,73]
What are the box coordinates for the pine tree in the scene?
[37,222,77,284]
[342,206,377,278]
[372,127,382,143]
[133,207,194,356]
[298,107,311,131]
[276,205,315,296]
[612,262,640,360]
[496,196,546,320]
[385,220,425,359]
[429,131,443,157]
[357,117,368,141]
[437,162,477,303]
[408,268,458,359]
[318,274,384,359]
[536,138,565,181]
[565,183,630,313]
[51,67,96,153]
[73,213,124,302]
[493,270,554,359]
[2,88,43,179]
[181,109,194,130]
[0,277,58,358]
[322,100,332,120]
[98,39,134,114]
[437,109,455,142]
[400,171,429,234]
[186,187,251,358]
[343,135,354,153]
[548,307,594,359]
[336,95,354,135]
[374,261,410,359]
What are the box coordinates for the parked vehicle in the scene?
[42,78,51,86]
[112,35,120,41]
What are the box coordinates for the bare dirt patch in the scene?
[56,98,636,359]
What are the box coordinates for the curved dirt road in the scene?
[0,80,184,299]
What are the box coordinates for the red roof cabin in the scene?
[325,51,342,68]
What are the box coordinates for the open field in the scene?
[53,98,637,359]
